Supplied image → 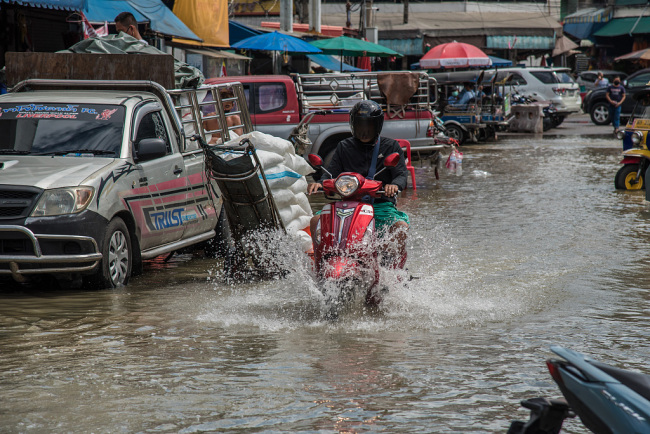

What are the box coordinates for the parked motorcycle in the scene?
[510,92,561,132]
[509,345,650,434]
[307,152,401,312]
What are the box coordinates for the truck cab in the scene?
[206,71,436,163]
[0,76,252,288]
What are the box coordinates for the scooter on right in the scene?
[508,346,650,434]
[614,88,650,191]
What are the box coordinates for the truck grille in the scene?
[0,186,42,219]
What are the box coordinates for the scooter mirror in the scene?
[308,154,323,167]
[384,152,400,168]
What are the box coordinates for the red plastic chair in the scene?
[396,139,416,190]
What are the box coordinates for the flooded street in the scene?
[3,133,650,433]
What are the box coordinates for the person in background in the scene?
[606,76,626,134]
[114,12,147,44]
[449,82,476,108]
[594,72,609,89]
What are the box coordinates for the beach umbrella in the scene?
[310,36,401,57]
[231,31,321,74]
[310,36,401,71]
[420,41,491,69]
[231,31,322,53]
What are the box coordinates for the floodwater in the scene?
[3,134,650,433]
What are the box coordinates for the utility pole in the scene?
[280,0,293,32]
[403,0,409,24]
[309,0,321,33]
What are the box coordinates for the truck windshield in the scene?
[0,103,125,156]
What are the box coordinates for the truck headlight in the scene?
[617,130,625,140]
[31,187,94,217]
[632,131,643,145]
[335,175,360,197]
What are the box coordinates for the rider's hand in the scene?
[307,182,323,195]
[384,184,399,197]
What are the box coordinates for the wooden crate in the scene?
[5,52,175,89]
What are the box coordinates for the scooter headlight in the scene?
[632,131,643,145]
[335,175,360,197]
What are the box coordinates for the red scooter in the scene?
[308,152,401,311]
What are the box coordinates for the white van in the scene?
[489,67,582,115]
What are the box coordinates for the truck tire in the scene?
[590,101,611,125]
[444,124,465,144]
[87,217,132,289]
[319,135,350,166]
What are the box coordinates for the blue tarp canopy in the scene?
[488,55,512,67]
[563,8,613,40]
[0,0,82,9]
[232,31,321,53]
[229,20,261,45]
[307,54,365,72]
[84,0,201,41]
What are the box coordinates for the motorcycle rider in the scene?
[307,100,410,268]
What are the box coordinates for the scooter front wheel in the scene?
[615,163,644,190]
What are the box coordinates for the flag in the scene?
[81,12,108,39]
[220,61,227,77]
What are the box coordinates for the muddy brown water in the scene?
[2,135,649,433]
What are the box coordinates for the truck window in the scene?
[135,111,171,154]
[0,103,124,156]
[256,83,286,113]
[628,73,650,88]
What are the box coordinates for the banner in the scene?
[173,0,229,47]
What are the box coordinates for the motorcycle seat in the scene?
[591,360,650,402]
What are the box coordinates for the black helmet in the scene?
[349,100,384,144]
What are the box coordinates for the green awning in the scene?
[593,17,650,37]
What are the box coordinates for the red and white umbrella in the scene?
[420,41,492,69]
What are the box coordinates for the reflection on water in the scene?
[3,136,650,432]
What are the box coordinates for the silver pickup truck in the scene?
[0,79,251,288]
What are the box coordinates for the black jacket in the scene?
[319,136,408,204]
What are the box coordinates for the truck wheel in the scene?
[615,164,644,190]
[590,102,610,125]
[445,124,464,144]
[89,217,132,288]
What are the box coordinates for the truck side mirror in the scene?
[136,138,167,162]
[308,154,323,167]
[383,152,400,168]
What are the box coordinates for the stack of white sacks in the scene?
[223,131,315,252]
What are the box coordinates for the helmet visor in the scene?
[353,118,379,143]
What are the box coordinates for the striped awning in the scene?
[0,0,82,10]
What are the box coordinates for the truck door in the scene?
[128,103,186,250]
[252,82,297,139]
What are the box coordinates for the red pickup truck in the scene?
[205,72,438,162]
